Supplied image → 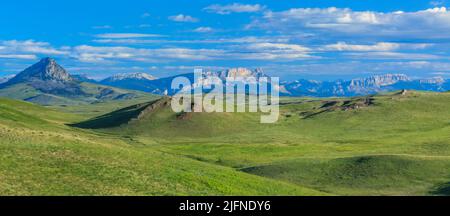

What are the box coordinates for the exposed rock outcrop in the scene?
[7,57,73,84]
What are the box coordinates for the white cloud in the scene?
[72,45,136,63]
[207,36,290,44]
[260,61,450,78]
[344,52,441,60]
[432,72,450,76]
[193,27,214,33]
[3,40,68,55]
[322,42,402,52]
[154,48,223,60]
[204,3,265,14]
[92,36,289,45]
[141,13,151,18]
[0,40,68,59]
[71,45,226,63]
[235,42,313,60]
[0,54,37,59]
[168,14,199,22]
[69,41,316,63]
[93,39,165,44]
[248,7,450,39]
[95,33,162,39]
[322,42,432,52]
[246,43,310,52]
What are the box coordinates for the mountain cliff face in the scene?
[419,77,446,84]
[282,74,449,97]
[0,58,154,105]
[204,68,266,80]
[346,74,410,95]
[6,58,73,84]
[99,68,268,95]
[2,59,449,98]
[99,72,162,95]
[349,74,410,88]
[101,72,156,83]
[0,57,86,97]
[98,69,448,97]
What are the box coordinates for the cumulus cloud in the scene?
[248,7,450,39]
[246,43,310,52]
[0,54,37,59]
[321,42,431,52]
[261,60,450,78]
[217,36,290,44]
[168,14,199,22]
[193,27,214,33]
[92,36,290,45]
[92,39,166,44]
[344,52,441,60]
[235,42,313,60]
[95,33,162,39]
[0,40,68,60]
[204,3,265,14]
[69,41,316,63]
[71,45,226,63]
[322,42,400,52]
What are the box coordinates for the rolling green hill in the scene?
[0,58,160,116]
[0,98,325,195]
[0,91,449,195]
[71,91,450,195]
[0,82,158,106]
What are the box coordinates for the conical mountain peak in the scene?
[7,57,73,84]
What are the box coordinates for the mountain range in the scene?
[0,58,154,106]
[0,58,449,104]
[281,74,449,97]
[90,68,449,97]
[1,58,450,196]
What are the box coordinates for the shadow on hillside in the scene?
[69,97,172,129]
[69,101,154,129]
[430,182,450,196]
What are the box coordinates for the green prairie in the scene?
[0,91,449,195]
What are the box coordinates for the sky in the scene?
[1,0,450,80]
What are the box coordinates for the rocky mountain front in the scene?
[0,57,87,97]
[5,57,73,85]
[282,74,449,97]
[1,58,449,98]
[0,57,154,105]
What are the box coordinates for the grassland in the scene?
[0,91,449,195]
[0,98,325,195]
[0,82,160,118]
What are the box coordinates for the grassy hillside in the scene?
[0,98,325,195]
[0,82,159,116]
[71,91,450,195]
[243,155,450,195]
[1,91,449,195]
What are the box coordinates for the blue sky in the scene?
[1,0,450,80]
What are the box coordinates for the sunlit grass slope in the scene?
[0,98,325,195]
[75,91,450,195]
